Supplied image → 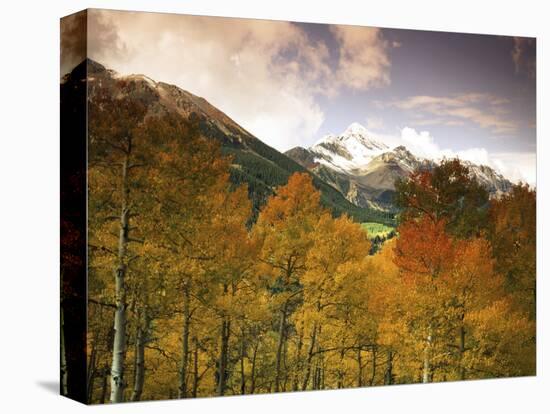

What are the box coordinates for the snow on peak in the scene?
[344,122,370,136]
[314,133,336,147]
[310,123,389,173]
[337,122,388,151]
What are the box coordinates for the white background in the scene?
[0,0,547,412]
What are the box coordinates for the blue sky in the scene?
[64,9,536,183]
[308,26,535,156]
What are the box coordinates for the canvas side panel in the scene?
[60,9,88,404]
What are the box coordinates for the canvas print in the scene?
[60,9,536,404]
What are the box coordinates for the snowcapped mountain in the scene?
[462,161,512,196]
[308,122,389,174]
[285,123,512,210]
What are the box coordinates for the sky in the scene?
[61,9,537,184]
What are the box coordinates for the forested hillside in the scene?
[80,59,393,225]
[75,61,536,403]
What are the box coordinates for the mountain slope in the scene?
[70,59,393,224]
[286,123,512,209]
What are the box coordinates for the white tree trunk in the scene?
[422,325,433,384]
[110,155,130,403]
[131,316,147,401]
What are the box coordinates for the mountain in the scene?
[286,123,512,209]
[66,59,393,224]
[307,122,389,174]
[461,161,513,196]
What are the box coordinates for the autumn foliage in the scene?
[82,97,536,403]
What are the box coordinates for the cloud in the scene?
[60,11,87,76]
[410,118,466,127]
[87,11,129,66]
[489,152,536,185]
[86,10,391,152]
[512,37,536,79]
[330,25,391,91]
[387,93,517,135]
[365,116,385,131]
[400,127,443,159]
[399,127,535,185]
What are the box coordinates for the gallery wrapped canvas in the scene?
[60,8,536,405]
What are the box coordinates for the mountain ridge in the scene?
[70,59,394,224]
[68,60,509,218]
[286,123,512,209]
